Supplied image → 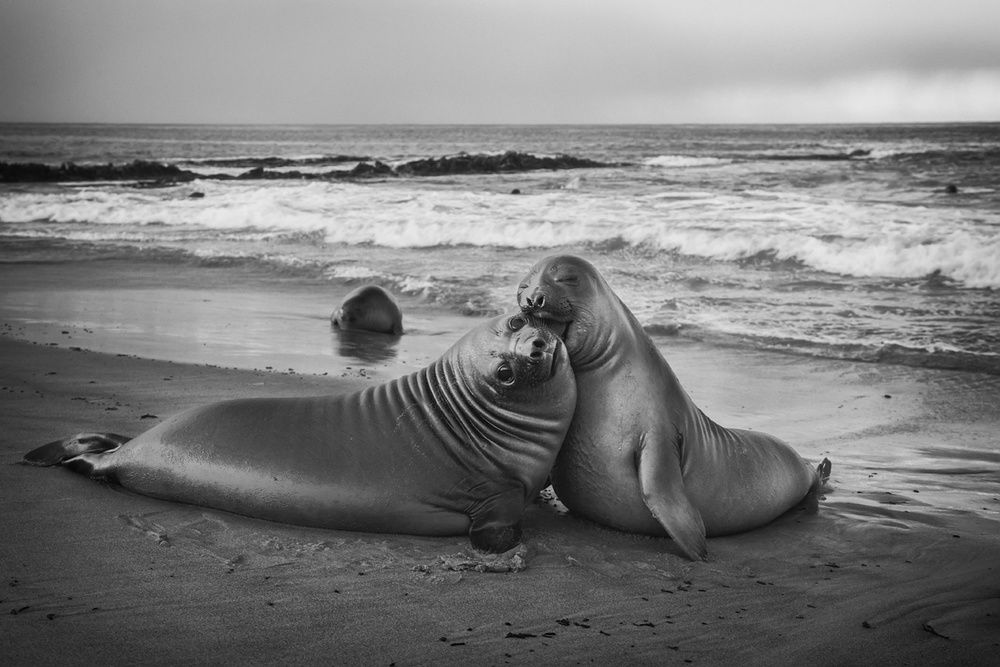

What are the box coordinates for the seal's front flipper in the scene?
[470,521,523,554]
[468,487,526,554]
[22,433,130,467]
[637,432,708,561]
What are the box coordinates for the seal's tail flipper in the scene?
[22,433,131,471]
[811,457,833,493]
[817,458,832,483]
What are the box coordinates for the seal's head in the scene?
[331,285,403,335]
[517,255,620,368]
[449,311,573,413]
[438,311,576,524]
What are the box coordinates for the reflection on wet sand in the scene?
[331,328,401,364]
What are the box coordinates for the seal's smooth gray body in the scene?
[518,255,829,560]
[25,314,575,553]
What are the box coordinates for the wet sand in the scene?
[2,262,999,665]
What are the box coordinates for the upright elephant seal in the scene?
[331,284,403,335]
[518,255,830,561]
[23,313,575,553]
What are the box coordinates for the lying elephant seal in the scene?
[517,255,830,560]
[23,313,575,553]
[331,284,403,335]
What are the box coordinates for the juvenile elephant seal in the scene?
[518,255,830,560]
[331,284,403,335]
[23,313,575,553]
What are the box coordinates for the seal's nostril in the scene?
[532,338,545,348]
[524,292,546,310]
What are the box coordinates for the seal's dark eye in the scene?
[497,363,516,385]
[508,315,527,331]
[556,275,580,286]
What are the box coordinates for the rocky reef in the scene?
[1,151,617,184]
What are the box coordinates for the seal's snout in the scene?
[514,330,551,360]
[528,335,546,360]
[514,328,563,380]
[331,308,354,326]
[523,291,545,310]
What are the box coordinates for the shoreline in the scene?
[3,326,999,663]
[0,258,483,382]
[3,254,997,379]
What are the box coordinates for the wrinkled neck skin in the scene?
[411,345,574,502]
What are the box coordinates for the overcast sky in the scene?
[2,0,999,124]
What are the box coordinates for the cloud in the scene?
[614,69,1000,124]
[1,1,998,123]
[830,70,1000,122]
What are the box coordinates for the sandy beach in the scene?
[2,261,999,666]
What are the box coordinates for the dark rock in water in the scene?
[394,150,611,176]
[240,166,266,179]
[195,155,372,169]
[921,269,956,289]
[348,160,394,178]
[189,191,206,198]
[132,180,179,189]
[235,166,319,180]
[510,188,521,195]
[1,151,615,183]
[0,160,197,183]
[754,149,871,162]
[0,162,53,182]
[944,183,959,194]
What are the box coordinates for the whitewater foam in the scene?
[645,155,732,168]
[3,177,998,288]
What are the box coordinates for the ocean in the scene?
[2,122,999,374]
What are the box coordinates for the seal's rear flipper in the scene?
[637,433,708,561]
[811,457,833,493]
[22,433,130,467]
[816,459,833,484]
[817,458,831,483]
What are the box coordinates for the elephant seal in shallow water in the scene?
[331,284,403,335]
[23,313,575,553]
[517,255,830,560]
